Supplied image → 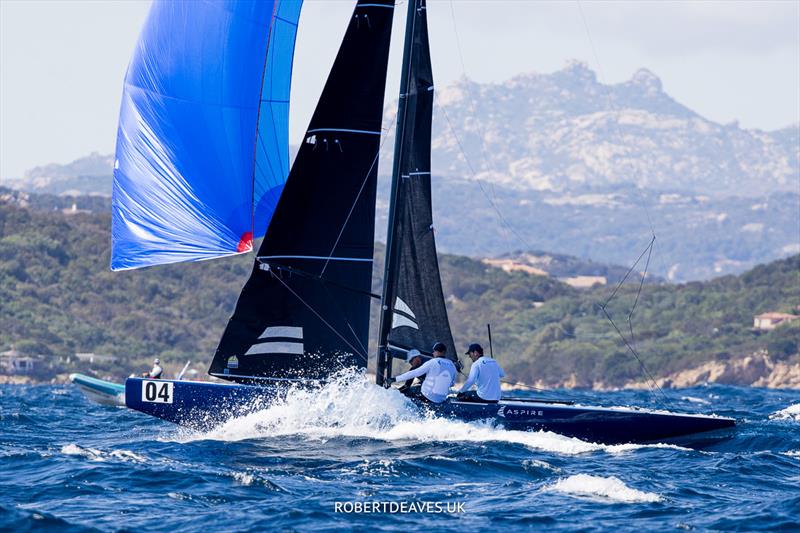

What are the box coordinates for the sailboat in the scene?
[116,0,734,444]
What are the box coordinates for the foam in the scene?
[681,396,711,405]
[174,370,688,456]
[231,471,255,485]
[60,444,146,463]
[770,404,800,422]
[545,474,662,503]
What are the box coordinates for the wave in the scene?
[769,404,800,422]
[174,370,688,456]
[544,474,662,503]
[681,396,711,405]
[60,444,146,463]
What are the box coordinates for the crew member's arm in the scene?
[458,361,479,393]
[394,359,433,382]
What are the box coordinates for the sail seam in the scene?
[247,0,281,241]
[306,128,381,135]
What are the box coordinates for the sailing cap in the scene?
[406,349,422,362]
[431,342,447,353]
[465,343,483,355]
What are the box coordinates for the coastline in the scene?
[7,354,799,390]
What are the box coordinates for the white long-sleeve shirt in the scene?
[394,357,456,403]
[149,364,163,379]
[458,356,505,401]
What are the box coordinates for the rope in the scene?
[319,113,397,278]
[268,268,370,364]
[599,236,669,406]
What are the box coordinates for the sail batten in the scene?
[209,0,396,382]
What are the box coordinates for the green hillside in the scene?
[1,197,797,385]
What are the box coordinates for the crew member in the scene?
[387,345,456,403]
[142,358,163,379]
[432,341,463,373]
[456,343,505,402]
[398,349,425,396]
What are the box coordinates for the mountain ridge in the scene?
[380,61,798,196]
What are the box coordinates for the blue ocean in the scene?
[2,379,799,531]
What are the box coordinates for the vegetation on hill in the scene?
[484,256,799,387]
[1,198,797,386]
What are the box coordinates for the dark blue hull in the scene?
[125,378,735,445]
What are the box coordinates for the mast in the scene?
[376,0,418,386]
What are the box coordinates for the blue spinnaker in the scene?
[112,0,303,271]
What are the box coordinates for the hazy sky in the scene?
[1,0,798,181]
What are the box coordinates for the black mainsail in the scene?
[209,0,395,382]
[377,0,456,384]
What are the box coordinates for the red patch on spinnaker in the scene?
[237,231,253,253]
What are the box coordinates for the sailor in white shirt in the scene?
[388,345,457,403]
[143,358,163,379]
[456,343,505,402]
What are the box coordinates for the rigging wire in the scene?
[575,0,657,238]
[319,112,398,278]
[599,235,669,405]
[574,0,668,405]
[268,267,370,364]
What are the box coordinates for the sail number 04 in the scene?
[141,380,174,404]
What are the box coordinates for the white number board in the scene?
[141,380,174,404]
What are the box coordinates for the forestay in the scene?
[112,0,302,270]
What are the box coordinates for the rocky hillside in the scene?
[381,61,798,196]
[5,152,113,196]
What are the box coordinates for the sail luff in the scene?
[376,0,420,386]
[377,0,457,383]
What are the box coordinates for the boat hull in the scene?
[426,398,735,445]
[70,373,126,406]
[124,378,735,444]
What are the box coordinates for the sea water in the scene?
[1,375,799,531]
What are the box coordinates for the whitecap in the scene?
[770,404,800,422]
[545,474,662,503]
[60,444,146,463]
[681,396,710,405]
[231,471,255,486]
[523,459,561,473]
[60,444,105,461]
[109,449,147,463]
